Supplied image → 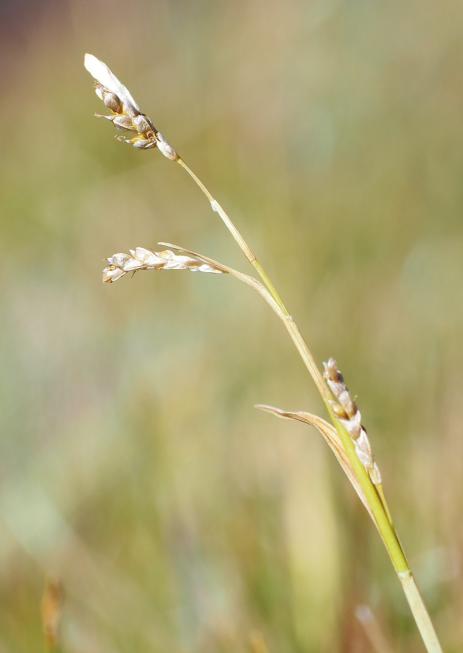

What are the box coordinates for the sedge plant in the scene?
[84,53,443,653]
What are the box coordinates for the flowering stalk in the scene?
[85,54,443,653]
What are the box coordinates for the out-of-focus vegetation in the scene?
[1,1,462,651]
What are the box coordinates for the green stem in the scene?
[175,156,443,653]
[177,158,288,314]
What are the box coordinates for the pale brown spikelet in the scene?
[41,578,64,649]
[84,53,178,159]
[323,358,382,485]
[102,246,226,283]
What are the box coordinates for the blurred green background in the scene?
[1,0,462,651]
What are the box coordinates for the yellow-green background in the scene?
[1,1,462,651]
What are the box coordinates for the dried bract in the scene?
[102,246,225,283]
[256,404,373,518]
[84,53,178,159]
[323,358,382,485]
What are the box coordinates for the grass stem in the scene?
[175,156,443,653]
[177,158,288,314]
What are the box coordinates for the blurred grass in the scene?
[0,0,462,651]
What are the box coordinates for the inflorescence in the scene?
[323,358,382,485]
[84,53,178,158]
[102,246,225,283]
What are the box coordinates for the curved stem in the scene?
[174,156,443,653]
[177,158,288,314]
[226,270,409,572]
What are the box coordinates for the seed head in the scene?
[323,358,382,485]
[102,246,225,283]
[84,53,178,159]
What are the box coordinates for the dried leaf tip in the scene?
[323,358,382,485]
[255,404,373,518]
[102,246,225,283]
[83,53,178,159]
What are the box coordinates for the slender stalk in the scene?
[399,572,443,653]
[177,158,288,314]
[228,271,408,573]
[175,156,443,653]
